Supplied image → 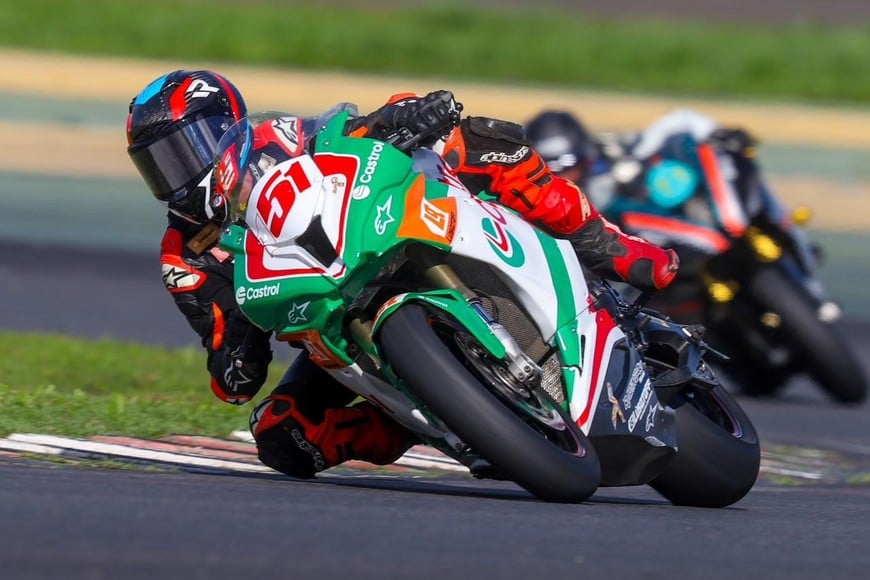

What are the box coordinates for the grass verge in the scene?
[0,0,867,105]
[0,332,280,439]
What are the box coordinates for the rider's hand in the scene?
[391,90,462,134]
[383,90,463,150]
[217,309,272,397]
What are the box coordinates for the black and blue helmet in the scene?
[126,70,247,224]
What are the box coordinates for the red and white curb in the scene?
[1,434,843,483]
[0,432,467,476]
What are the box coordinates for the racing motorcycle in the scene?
[215,106,760,505]
[605,125,868,404]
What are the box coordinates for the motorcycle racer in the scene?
[127,71,678,479]
[127,70,415,478]
[525,108,758,322]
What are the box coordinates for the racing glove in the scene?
[208,307,273,404]
[357,90,463,151]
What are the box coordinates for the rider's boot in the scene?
[569,216,680,291]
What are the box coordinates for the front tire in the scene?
[748,266,867,404]
[649,384,760,508]
[379,304,601,503]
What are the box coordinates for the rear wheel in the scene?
[379,304,601,503]
[649,384,760,508]
[747,266,867,404]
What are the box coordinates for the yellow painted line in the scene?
[0,120,132,178]
[4,48,870,149]
[766,176,870,232]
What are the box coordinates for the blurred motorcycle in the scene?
[601,127,868,404]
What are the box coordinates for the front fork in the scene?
[349,245,542,386]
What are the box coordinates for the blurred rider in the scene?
[525,107,757,321]
[127,71,678,479]
[523,110,599,189]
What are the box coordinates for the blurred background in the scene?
[1,0,868,344]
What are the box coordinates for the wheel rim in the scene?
[683,386,743,438]
[452,330,586,457]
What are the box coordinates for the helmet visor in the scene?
[129,116,231,202]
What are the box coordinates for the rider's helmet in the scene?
[126,70,247,224]
[524,110,596,184]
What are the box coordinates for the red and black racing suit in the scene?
[159,95,678,478]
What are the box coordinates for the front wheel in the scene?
[747,266,868,404]
[379,304,601,503]
[649,384,760,508]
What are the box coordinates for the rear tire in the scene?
[379,304,601,503]
[649,384,760,508]
[748,266,868,404]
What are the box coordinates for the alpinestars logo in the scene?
[478,146,529,165]
[272,117,303,156]
[224,363,254,391]
[161,263,203,291]
[290,428,326,471]
[375,197,395,235]
[288,301,310,324]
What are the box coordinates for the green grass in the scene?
[0,0,868,104]
[0,332,281,439]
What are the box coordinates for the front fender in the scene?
[371,289,507,361]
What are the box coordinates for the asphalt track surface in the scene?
[1,457,869,580]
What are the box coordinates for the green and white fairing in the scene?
[219,110,632,438]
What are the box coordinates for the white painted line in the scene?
[394,454,467,472]
[6,433,274,474]
[0,439,66,456]
[230,429,254,443]
[759,466,824,480]
[2,433,466,475]
[400,450,466,471]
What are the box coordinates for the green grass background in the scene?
[0,0,868,105]
[1,0,867,440]
[0,333,283,438]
